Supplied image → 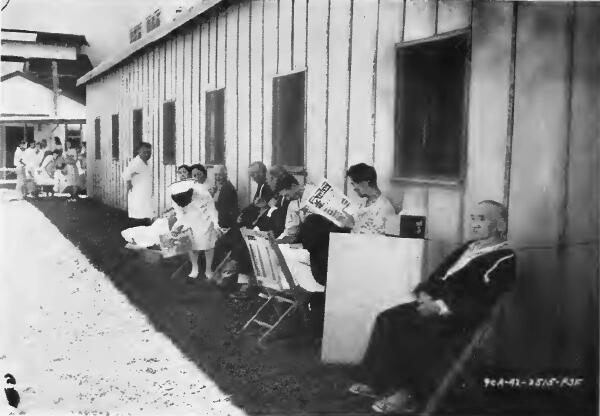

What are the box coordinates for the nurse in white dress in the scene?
[122,142,155,223]
[169,179,221,279]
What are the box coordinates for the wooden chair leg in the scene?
[240,296,274,332]
[258,301,298,345]
[421,328,491,416]
[169,261,189,280]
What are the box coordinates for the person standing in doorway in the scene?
[122,142,154,228]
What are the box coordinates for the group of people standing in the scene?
[13,137,86,201]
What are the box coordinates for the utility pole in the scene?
[52,60,59,117]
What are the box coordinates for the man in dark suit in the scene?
[211,165,238,229]
[347,200,516,414]
[237,161,274,228]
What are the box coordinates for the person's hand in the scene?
[337,212,355,229]
[417,298,442,317]
[267,197,277,208]
[237,213,244,224]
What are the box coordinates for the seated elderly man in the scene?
[210,165,239,229]
[347,200,516,414]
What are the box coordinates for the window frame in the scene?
[204,87,226,166]
[162,101,176,166]
[111,113,119,161]
[392,29,471,186]
[94,117,101,160]
[271,68,306,171]
[132,108,143,156]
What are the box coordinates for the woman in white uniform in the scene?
[122,142,155,227]
[169,179,221,279]
[34,150,60,194]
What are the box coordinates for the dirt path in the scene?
[0,199,248,415]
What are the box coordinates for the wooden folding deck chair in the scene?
[239,228,312,346]
[421,292,512,416]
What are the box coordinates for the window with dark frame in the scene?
[205,88,225,165]
[163,101,176,165]
[94,117,101,160]
[111,114,119,160]
[132,108,143,156]
[272,71,305,168]
[394,32,470,181]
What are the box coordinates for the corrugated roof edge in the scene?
[76,0,226,87]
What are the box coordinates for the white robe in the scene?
[123,156,154,219]
[171,182,219,251]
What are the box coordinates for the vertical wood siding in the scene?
[84,0,598,372]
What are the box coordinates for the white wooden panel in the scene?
[225,7,240,190]
[182,30,193,164]
[210,16,218,87]
[238,2,252,204]
[374,0,403,197]
[438,0,471,33]
[347,0,378,168]
[305,0,329,183]
[176,34,185,165]
[216,14,227,90]
[191,25,202,164]
[322,234,424,363]
[326,0,351,190]
[278,0,293,74]
[403,0,436,41]
[263,0,278,170]
[250,0,264,168]
[293,0,307,71]
[200,23,209,164]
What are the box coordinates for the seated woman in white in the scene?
[169,179,221,279]
[53,162,80,199]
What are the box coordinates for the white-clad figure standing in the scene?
[169,179,221,279]
[122,142,155,228]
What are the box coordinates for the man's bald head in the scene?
[470,200,508,241]
[214,164,228,185]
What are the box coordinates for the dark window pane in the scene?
[394,33,469,180]
[163,102,176,165]
[205,88,225,165]
[132,109,143,155]
[94,118,101,160]
[272,71,305,167]
[111,114,119,160]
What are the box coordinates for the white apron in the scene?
[123,156,154,219]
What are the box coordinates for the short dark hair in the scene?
[190,163,207,176]
[479,200,508,221]
[177,164,191,174]
[53,149,63,155]
[138,141,152,150]
[275,173,299,193]
[250,161,267,174]
[171,188,194,208]
[346,163,378,188]
[54,136,62,145]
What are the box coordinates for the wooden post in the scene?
[52,60,59,117]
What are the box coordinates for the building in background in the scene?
[78,0,598,381]
[0,28,91,168]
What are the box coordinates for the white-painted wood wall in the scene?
[84,0,599,374]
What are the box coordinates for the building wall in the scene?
[85,0,599,372]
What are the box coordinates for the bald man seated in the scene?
[347,200,516,414]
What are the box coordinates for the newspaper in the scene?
[301,179,357,227]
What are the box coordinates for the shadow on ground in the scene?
[29,198,597,416]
